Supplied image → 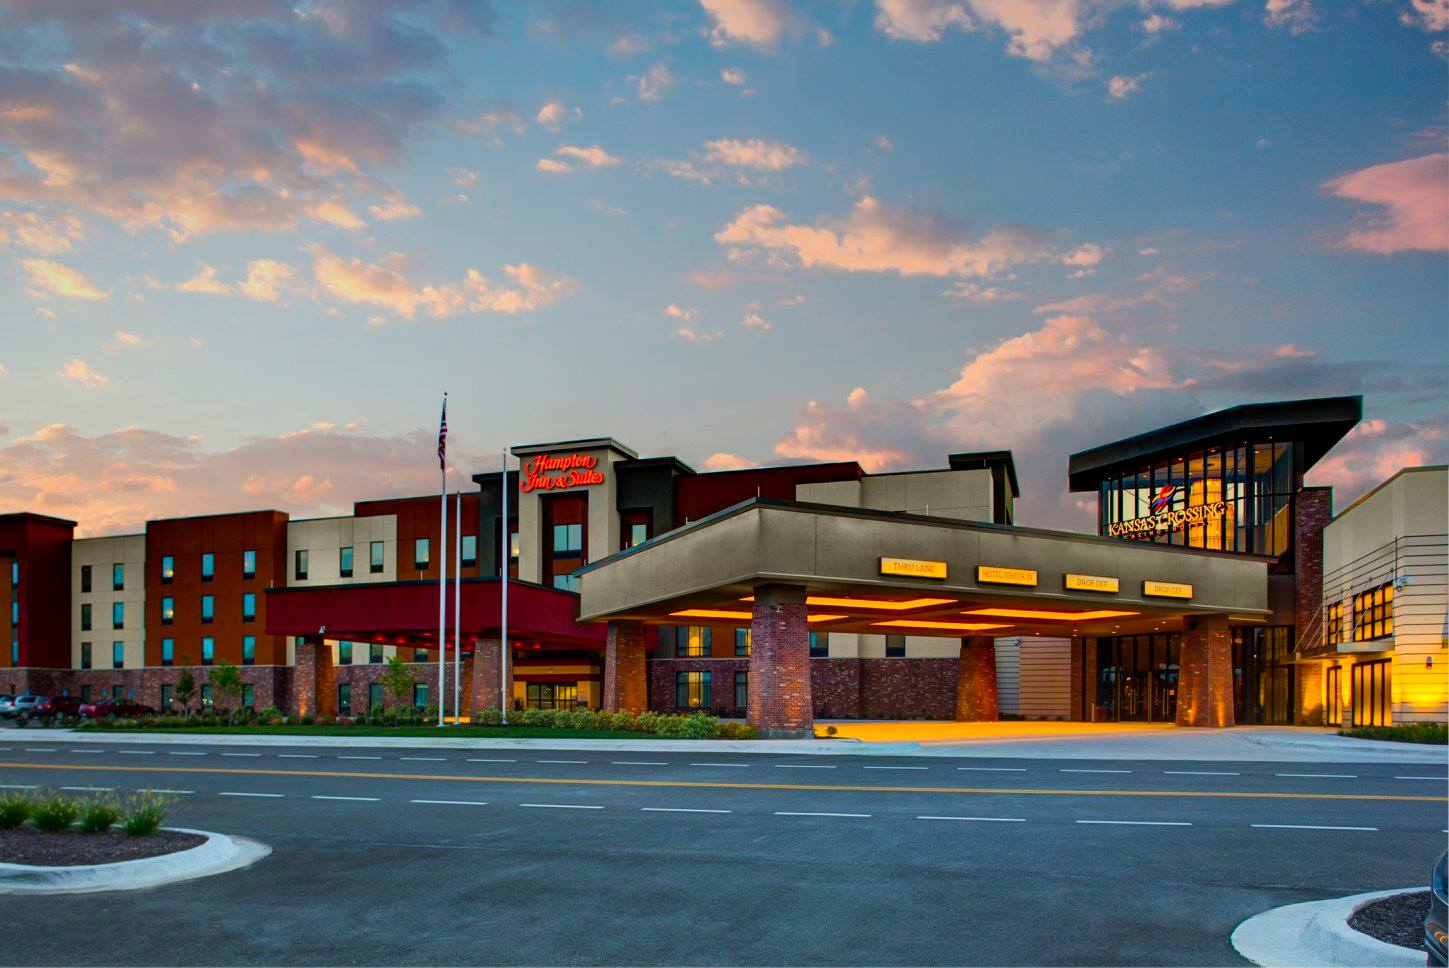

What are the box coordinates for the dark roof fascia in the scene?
[947,450,1021,498]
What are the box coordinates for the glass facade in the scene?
[1098,439,1298,559]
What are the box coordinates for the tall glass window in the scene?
[676,626,710,657]
[81,603,91,631]
[734,628,751,656]
[675,671,711,709]
[242,636,255,666]
[201,553,214,581]
[461,535,477,568]
[242,593,255,622]
[161,638,174,667]
[338,641,353,665]
[201,637,214,665]
[112,562,124,591]
[370,541,384,574]
[200,595,214,624]
[242,550,256,579]
[339,546,353,578]
[162,596,174,625]
[112,641,124,669]
[734,670,748,709]
[81,564,91,593]
[112,602,124,630]
[414,539,429,569]
[161,556,174,583]
[295,550,308,580]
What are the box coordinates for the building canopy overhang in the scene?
[265,577,604,650]
[576,499,1272,639]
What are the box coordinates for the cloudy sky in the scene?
[0,0,1444,536]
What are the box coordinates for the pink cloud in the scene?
[1308,417,1449,504]
[1323,152,1449,254]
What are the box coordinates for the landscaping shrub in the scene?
[119,791,175,837]
[0,792,34,830]
[31,793,81,832]
[77,798,121,834]
[1341,722,1447,744]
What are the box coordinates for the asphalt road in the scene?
[0,740,1443,966]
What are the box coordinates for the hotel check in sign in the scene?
[879,557,948,579]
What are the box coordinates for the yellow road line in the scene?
[0,761,1442,803]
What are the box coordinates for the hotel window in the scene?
[201,553,214,582]
[675,671,711,709]
[809,631,827,658]
[243,549,256,579]
[201,637,214,666]
[370,541,384,574]
[162,596,174,625]
[885,635,906,658]
[112,562,124,591]
[242,592,256,622]
[414,538,430,570]
[201,684,213,707]
[81,564,92,593]
[676,626,710,657]
[10,601,16,626]
[112,641,124,669]
[413,683,429,708]
[552,572,580,592]
[81,602,91,631]
[242,636,255,666]
[339,546,353,579]
[80,642,92,669]
[734,628,751,657]
[369,643,383,664]
[338,641,353,665]
[369,683,383,709]
[112,602,124,630]
[620,508,651,550]
[161,556,174,583]
[242,684,254,709]
[9,560,16,588]
[161,638,173,667]
[1326,601,1344,644]
[553,523,583,554]
[9,640,15,665]
[1352,583,1394,642]
[734,670,748,709]
[200,595,214,624]
[80,686,91,703]
[338,683,352,717]
[415,648,429,664]
[161,684,173,709]
[112,685,124,701]
[461,535,477,568]
[295,550,308,581]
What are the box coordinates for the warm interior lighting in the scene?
[670,609,849,624]
[873,620,1011,632]
[741,595,955,611]
[808,614,848,623]
[961,608,1138,621]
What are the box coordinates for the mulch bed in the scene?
[1348,890,1429,951]
[0,829,205,867]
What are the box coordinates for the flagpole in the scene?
[453,488,462,724]
[437,393,448,729]
[500,446,509,726]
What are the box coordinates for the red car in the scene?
[25,696,86,720]
[77,700,156,719]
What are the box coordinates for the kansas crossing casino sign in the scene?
[520,453,606,493]
[1108,485,1229,538]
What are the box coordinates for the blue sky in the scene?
[0,0,1444,535]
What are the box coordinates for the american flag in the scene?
[437,394,447,469]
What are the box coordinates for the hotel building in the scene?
[0,395,1443,734]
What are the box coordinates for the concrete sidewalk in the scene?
[0,724,1441,762]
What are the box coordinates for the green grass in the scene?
[86,723,669,740]
[1339,722,1447,744]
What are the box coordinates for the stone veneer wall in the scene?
[1292,488,1332,727]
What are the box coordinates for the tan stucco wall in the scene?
[72,534,147,669]
[798,468,995,523]
[286,515,398,587]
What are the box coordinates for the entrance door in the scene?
[1119,672,1148,721]
[1325,666,1341,726]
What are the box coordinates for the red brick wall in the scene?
[603,622,648,713]
[955,639,999,721]
[472,637,510,713]
[1177,623,1235,727]
[747,589,812,735]
[811,659,861,718]
[1293,487,1332,652]
[650,657,748,714]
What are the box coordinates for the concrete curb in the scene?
[0,827,271,895]
[1231,887,1426,967]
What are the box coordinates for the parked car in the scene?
[24,695,85,721]
[7,695,45,719]
[0,694,17,717]
[77,700,156,719]
[1429,851,1447,967]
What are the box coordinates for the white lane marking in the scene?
[168,751,207,756]
[957,767,1027,772]
[61,786,112,792]
[1061,769,1131,774]
[69,749,99,754]
[1164,771,1239,776]
[467,758,516,763]
[312,795,379,802]
[689,762,751,767]
[339,755,382,760]
[612,761,668,766]
[0,784,37,789]
[222,752,261,758]
[278,754,318,759]
[641,807,732,814]
[774,764,836,769]
[918,815,1025,823]
[400,756,447,762]
[865,766,928,771]
[775,811,871,818]
[411,799,488,806]
[1274,773,1357,779]
[117,750,156,755]
[1251,823,1378,831]
[140,789,193,795]
[219,792,283,798]
[537,759,588,764]
[23,748,57,752]
[519,803,603,810]
[1076,820,1191,826]
[1396,776,1448,781]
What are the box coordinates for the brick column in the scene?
[1068,636,1085,721]
[293,636,335,719]
[1176,617,1234,728]
[471,637,511,714]
[748,583,812,738]
[955,636,999,721]
[1295,661,1325,726]
[603,621,648,713]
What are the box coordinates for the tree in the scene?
[381,655,414,708]
[208,664,244,719]
[174,668,196,714]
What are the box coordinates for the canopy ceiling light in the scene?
[873,620,1012,632]
[960,608,1139,621]
[670,609,848,624]
[740,595,956,611]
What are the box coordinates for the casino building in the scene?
[1,395,1443,734]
